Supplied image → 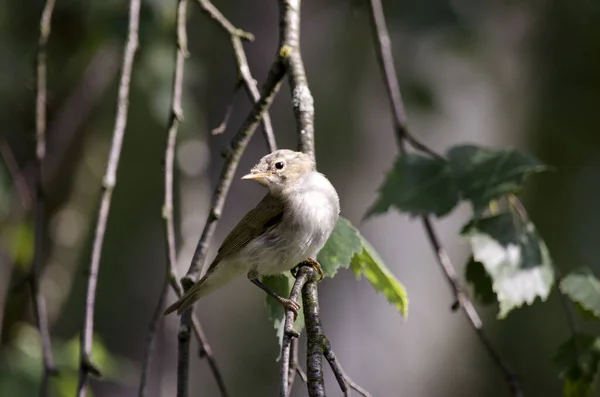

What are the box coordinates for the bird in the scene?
[163,149,340,318]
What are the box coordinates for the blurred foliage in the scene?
[0,323,135,397]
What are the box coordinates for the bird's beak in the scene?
[241,172,270,181]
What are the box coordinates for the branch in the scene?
[33,1,59,395]
[279,0,315,160]
[302,268,326,397]
[367,1,522,396]
[175,36,287,397]
[139,1,228,395]
[197,0,277,152]
[299,267,371,397]
[280,267,310,397]
[77,0,141,395]
[286,338,307,393]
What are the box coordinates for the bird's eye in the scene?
[274,161,285,170]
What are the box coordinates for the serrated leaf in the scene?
[465,257,496,305]
[555,333,600,397]
[317,217,362,277]
[462,212,554,318]
[560,269,600,320]
[447,145,547,212]
[365,154,460,218]
[351,238,409,317]
[263,273,305,361]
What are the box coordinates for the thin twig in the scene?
[287,338,303,393]
[367,0,522,395]
[230,37,277,152]
[176,47,287,397]
[340,366,372,397]
[196,0,254,41]
[280,267,310,397]
[211,79,242,135]
[33,1,58,395]
[138,277,169,397]
[139,0,192,396]
[195,0,277,152]
[77,0,141,395]
[322,343,349,397]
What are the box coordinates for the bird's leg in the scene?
[248,271,301,320]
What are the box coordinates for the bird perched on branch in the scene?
[164,149,340,318]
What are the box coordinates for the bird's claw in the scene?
[305,258,324,281]
[280,297,301,321]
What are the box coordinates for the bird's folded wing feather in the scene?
[208,193,284,271]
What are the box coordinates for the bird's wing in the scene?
[207,193,284,272]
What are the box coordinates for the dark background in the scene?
[1,0,600,396]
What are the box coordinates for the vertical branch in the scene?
[77,0,141,395]
[175,50,287,397]
[366,0,522,396]
[138,0,190,396]
[33,1,58,395]
[279,0,315,160]
[276,2,370,396]
[302,269,326,397]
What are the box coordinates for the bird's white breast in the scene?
[251,171,340,275]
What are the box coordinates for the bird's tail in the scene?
[163,260,242,316]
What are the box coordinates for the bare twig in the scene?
[367,0,522,395]
[175,42,287,397]
[77,0,141,395]
[211,80,242,135]
[287,338,305,393]
[280,267,310,397]
[33,1,59,395]
[196,0,254,41]
[138,276,169,397]
[340,366,372,397]
[230,37,277,152]
[139,0,194,396]
[195,0,277,152]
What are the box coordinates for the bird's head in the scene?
[242,149,315,195]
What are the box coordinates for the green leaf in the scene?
[465,257,496,305]
[461,212,554,318]
[317,217,362,277]
[262,273,305,360]
[560,269,600,320]
[365,154,460,218]
[351,238,409,317]
[447,145,546,212]
[555,333,600,397]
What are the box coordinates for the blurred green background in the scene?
[2,0,600,396]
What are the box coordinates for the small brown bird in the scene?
[164,149,340,317]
